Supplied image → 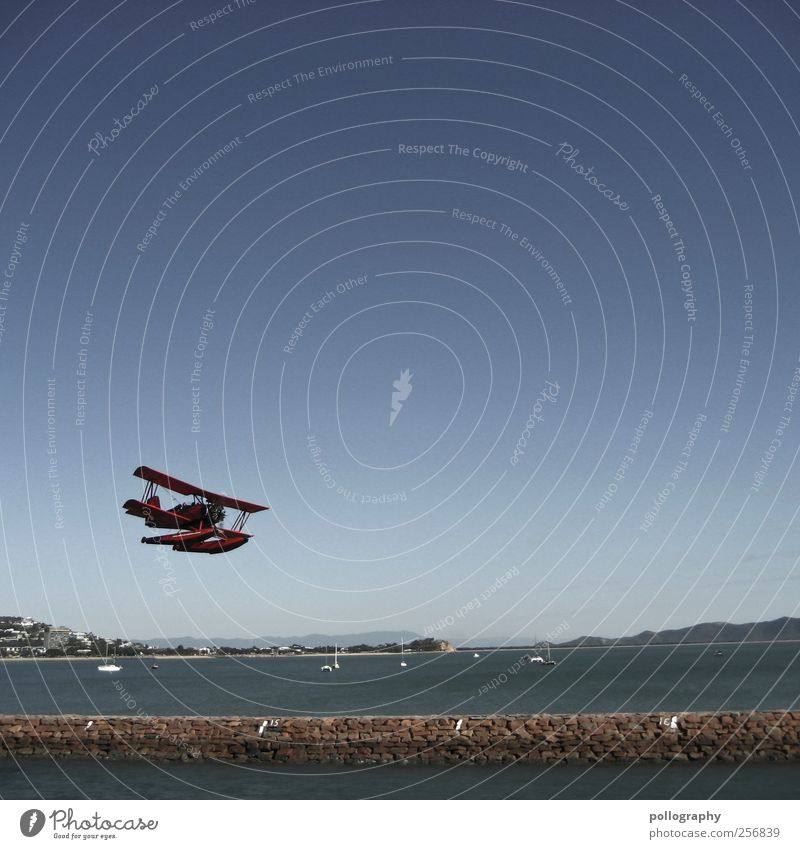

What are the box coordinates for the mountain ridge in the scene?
[555,616,800,647]
[134,617,800,649]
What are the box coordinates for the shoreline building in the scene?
[44,626,72,651]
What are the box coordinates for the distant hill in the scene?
[136,631,422,649]
[557,616,800,647]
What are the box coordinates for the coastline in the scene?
[0,650,446,662]
[3,640,799,662]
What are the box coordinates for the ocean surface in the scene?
[2,643,797,799]
[1,642,798,717]
[2,758,799,800]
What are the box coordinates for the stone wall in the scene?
[1,712,798,765]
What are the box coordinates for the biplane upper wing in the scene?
[133,466,269,513]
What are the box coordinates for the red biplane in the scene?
[122,466,268,554]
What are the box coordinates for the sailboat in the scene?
[524,633,544,664]
[97,646,122,673]
[333,643,340,669]
[400,637,407,667]
[321,645,332,672]
[543,642,556,666]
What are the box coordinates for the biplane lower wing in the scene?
[123,499,190,529]
[177,530,251,554]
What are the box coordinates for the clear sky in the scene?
[1,0,799,644]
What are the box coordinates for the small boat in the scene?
[473,653,480,658]
[400,637,407,667]
[524,654,545,664]
[150,664,160,669]
[714,649,723,656]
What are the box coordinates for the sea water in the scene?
[1,643,797,717]
[2,643,797,799]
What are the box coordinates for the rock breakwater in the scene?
[1,712,797,765]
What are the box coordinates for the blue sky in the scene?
[1,0,799,644]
